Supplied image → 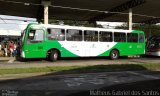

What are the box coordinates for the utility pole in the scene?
[129,8,132,30]
[42,0,51,24]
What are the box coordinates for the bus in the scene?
[146,35,160,56]
[20,23,145,61]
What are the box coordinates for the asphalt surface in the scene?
[0,71,160,96]
[0,56,160,96]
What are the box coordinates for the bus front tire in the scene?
[110,50,119,60]
[50,50,59,62]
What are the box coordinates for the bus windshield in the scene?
[21,29,26,45]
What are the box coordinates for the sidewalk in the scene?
[0,57,17,64]
[0,57,10,61]
[0,72,49,81]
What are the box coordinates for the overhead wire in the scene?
[0,17,36,24]
[0,16,7,24]
[0,0,159,20]
[0,0,37,23]
[52,5,108,13]
[0,0,41,6]
[51,5,160,19]
[0,18,36,22]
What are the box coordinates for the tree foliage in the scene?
[49,19,103,28]
[116,23,160,38]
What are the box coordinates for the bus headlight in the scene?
[21,51,25,58]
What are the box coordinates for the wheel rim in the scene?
[112,52,117,59]
[53,53,58,60]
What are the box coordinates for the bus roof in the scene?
[30,23,143,33]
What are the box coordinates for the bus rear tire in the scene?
[110,50,119,60]
[50,50,59,62]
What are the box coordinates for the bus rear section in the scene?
[146,35,160,56]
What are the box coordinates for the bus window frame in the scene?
[66,29,83,41]
[99,31,113,42]
[114,32,127,43]
[127,33,139,43]
[84,30,98,42]
[47,28,65,41]
[27,28,45,44]
[138,33,145,43]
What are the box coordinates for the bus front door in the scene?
[25,42,46,58]
[25,29,46,58]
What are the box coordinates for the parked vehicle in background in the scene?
[20,23,145,61]
[146,35,160,56]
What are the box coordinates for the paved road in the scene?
[0,71,160,96]
[0,56,160,69]
[0,57,160,96]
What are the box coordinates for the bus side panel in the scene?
[60,41,117,57]
[23,43,47,58]
[99,43,128,56]
[45,41,79,57]
[114,43,145,56]
[99,42,145,56]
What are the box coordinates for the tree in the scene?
[48,19,103,27]
[115,23,160,38]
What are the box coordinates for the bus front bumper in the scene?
[21,51,25,58]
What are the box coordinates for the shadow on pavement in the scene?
[46,64,147,75]
[68,79,160,96]
[0,64,160,96]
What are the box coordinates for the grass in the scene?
[0,63,160,75]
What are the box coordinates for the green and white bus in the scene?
[21,23,145,61]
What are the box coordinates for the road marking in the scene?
[64,75,105,87]
[127,71,160,79]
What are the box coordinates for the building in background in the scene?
[97,22,124,29]
[0,15,37,44]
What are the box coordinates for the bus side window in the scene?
[66,29,82,41]
[27,29,44,43]
[114,32,126,42]
[84,30,98,42]
[47,28,65,41]
[99,31,112,42]
[127,33,138,43]
[139,34,144,43]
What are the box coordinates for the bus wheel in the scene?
[50,50,59,62]
[110,50,119,60]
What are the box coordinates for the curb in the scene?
[0,72,50,81]
[0,58,10,62]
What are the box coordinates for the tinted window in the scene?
[84,30,98,42]
[47,28,65,41]
[99,31,112,42]
[114,32,126,42]
[139,34,145,43]
[127,33,138,43]
[27,29,44,43]
[66,29,82,41]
